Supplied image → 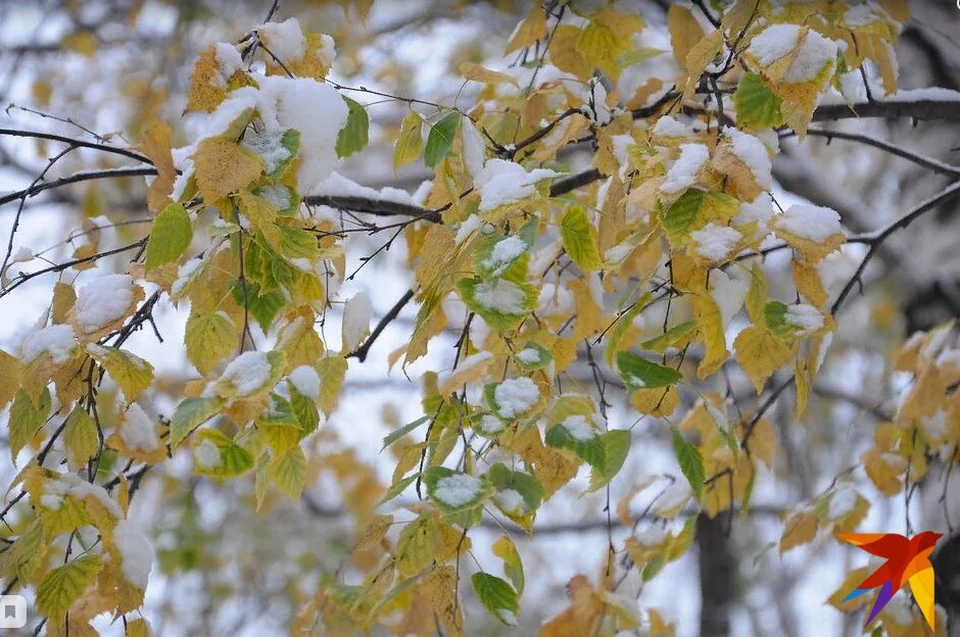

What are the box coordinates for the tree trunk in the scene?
[697,513,737,637]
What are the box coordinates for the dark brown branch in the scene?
[347,288,415,362]
[304,195,442,222]
[831,180,960,314]
[0,167,156,207]
[811,97,960,122]
[0,128,152,164]
[782,127,960,177]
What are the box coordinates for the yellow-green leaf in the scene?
[86,344,154,402]
[36,554,103,619]
[268,445,306,498]
[185,310,238,375]
[394,110,423,171]
[560,206,601,270]
[145,202,193,270]
[63,405,98,471]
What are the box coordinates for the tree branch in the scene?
[0,167,156,207]
[347,288,415,362]
[0,128,153,164]
[832,179,960,314]
[783,127,960,177]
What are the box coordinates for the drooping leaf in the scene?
[734,73,783,128]
[35,555,103,619]
[471,572,519,626]
[424,112,461,169]
[670,427,705,498]
[616,351,683,389]
[145,202,193,270]
[336,96,369,158]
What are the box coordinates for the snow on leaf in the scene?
[661,143,709,195]
[145,202,193,270]
[689,223,742,262]
[288,365,320,400]
[493,377,540,419]
[21,324,76,364]
[342,291,372,353]
[194,136,265,204]
[112,520,154,589]
[424,467,490,511]
[72,274,142,336]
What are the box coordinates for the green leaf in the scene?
[734,73,783,128]
[561,206,601,269]
[670,427,705,498]
[661,188,704,246]
[615,46,666,67]
[9,389,42,460]
[379,474,417,505]
[471,573,519,626]
[641,320,697,353]
[486,463,545,512]
[424,112,461,169]
[63,405,98,470]
[616,351,683,389]
[515,342,553,371]
[146,202,193,270]
[231,281,285,333]
[192,428,254,477]
[382,415,430,450]
[36,555,103,618]
[764,301,794,338]
[396,514,441,577]
[336,96,369,158]
[492,535,525,595]
[170,396,224,449]
[268,446,307,498]
[185,310,238,375]
[422,466,492,512]
[587,429,631,492]
[86,344,154,402]
[545,420,605,468]
[457,277,537,332]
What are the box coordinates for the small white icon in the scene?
[0,595,27,628]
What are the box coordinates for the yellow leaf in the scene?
[506,5,547,54]
[185,310,238,376]
[396,515,442,577]
[779,511,818,553]
[61,31,97,56]
[136,120,176,212]
[629,386,679,417]
[862,447,906,496]
[36,555,104,619]
[194,137,265,205]
[682,29,723,101]
[792,261,826,308]
[63,406,98,471]
[827,566,873,611]
[268,445,307,498]
[668,5,706,71]
[733,325,793,393]
[85,345,154,402]
[459,62,518,87]
[549,25,593,80]
[393,110,423,170]
[0,348,21,410]
[438,354,494,396]
[316,355,347,417]
[693,294,727,378]
[186,46,232,112]
[51,282,76,325]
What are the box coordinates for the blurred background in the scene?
[1,1,960,635]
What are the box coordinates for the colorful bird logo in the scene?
[836,531,942,630]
